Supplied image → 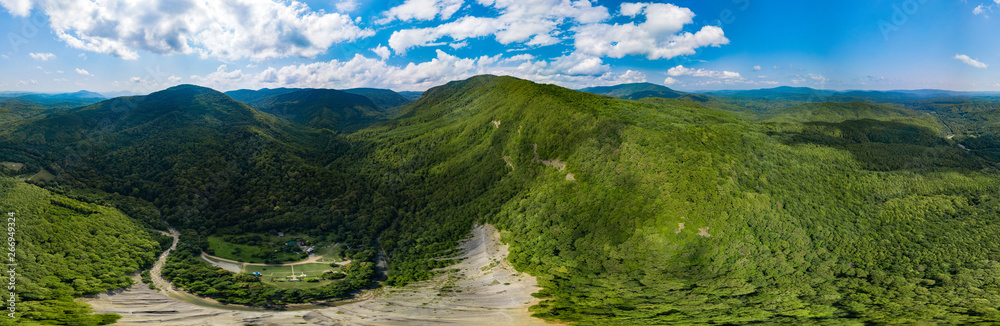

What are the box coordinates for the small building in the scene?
[252,272,262,277]
[277,232,284,237]
[286,241,297,246]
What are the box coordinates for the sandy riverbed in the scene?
[84,224,555,325]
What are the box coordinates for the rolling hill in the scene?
[247,88,388,131]
[0,91,106,123]
[342,88,413,113]
[223,87,304,106]
[226,87,412,130]
[345,75,1000,324]
[0,177,167,326]
[581,82,689,100]
[761,101,923,122]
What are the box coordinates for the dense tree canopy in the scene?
[2,76,1000,324]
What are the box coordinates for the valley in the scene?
[3,75,1000,325]
[5,1,1000,324]
[83,224,547,326]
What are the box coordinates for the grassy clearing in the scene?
[244,263,339,289]
[28,168,55,181]
[314,243,344,263]
[0,162,23,171]
[206,234,311,263]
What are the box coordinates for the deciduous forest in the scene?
[2,75,1000,324]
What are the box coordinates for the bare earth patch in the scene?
[675,222,685,234]
[565,173,575,181]
[503,155,514,169]
[85,225,553,325]
[200,253,242,273]
[532,144,567,171]
[492,120,502,128]
[698,227,711,237]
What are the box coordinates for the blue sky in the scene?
[0,0,997,94]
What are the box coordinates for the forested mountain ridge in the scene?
[0,91,106,123]
[761,101,917,123]
[341,88,413,113]
[0,84,376,234]
[224,87,305,105]
[246,88,388,131]
[581,82,689,100]
[0,177,167,326]
[345,75,1000,324]
[3,76,1000,324]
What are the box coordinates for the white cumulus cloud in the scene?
[0,0,31,16]
[1,0,371,61]
[29,52,55,61]
[191,51,654,91]
[75,68,91,76]
[388,0,609,53]
[335,0,358,13]
[378,0,464,23]
[974,4,986,15]
[572,3,728,60]
[667,65,741,79]
[955,54,988,68]
[371,44,391,60]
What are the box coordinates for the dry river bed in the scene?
[82,224,556,325]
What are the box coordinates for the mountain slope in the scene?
[0,85,368,232]
[0,84,385,307]
[761,101,944,131]
[347,75,1000,325]
[581,82,688,100]
[249,89,387,131]
[0,91,106,123]
[224,88,304,107]
[342,88,413,113]
[0,178,165,326]
[3,77,1000,324]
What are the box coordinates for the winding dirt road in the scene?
[150,229,180,294]
[199,251,353,272]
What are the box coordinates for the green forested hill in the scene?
[0,85,384,238]
[762,101,916,123]
[0,178,163,325]
[0,92,105,123]
[0,84,386,310]
[342,88,413,113]
[581,82,688,100]
[3,76,1000,324]
[224,87,304,105]
[248,89,388,131]
[344,75,1000,324]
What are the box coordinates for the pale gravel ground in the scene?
[84,224,556,326]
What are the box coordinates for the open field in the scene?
[313,243,344,263]
[207,235,308,263]
[244,263,337,289]
[27,167,55,181]
[0,161,22,171]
